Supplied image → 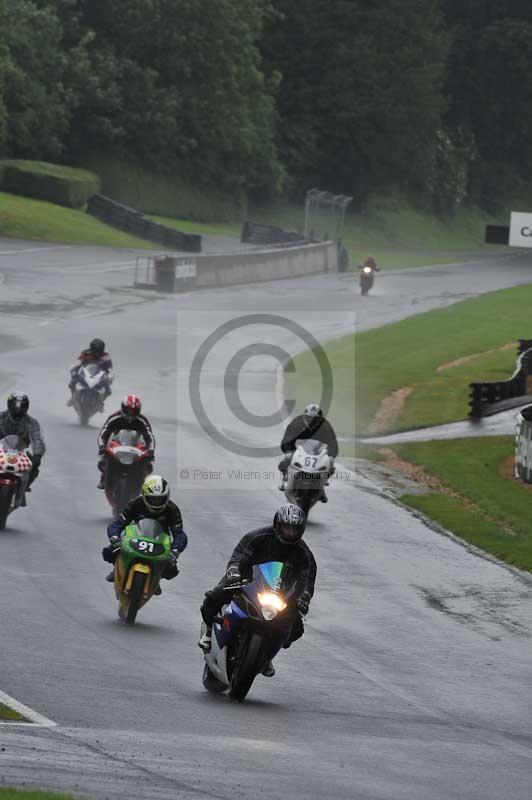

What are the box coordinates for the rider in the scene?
[96,394,155,489]
[198,503,316,678]
[67,338,114,409]
[0,392,46,491]
[278,404,338,501]
[102,475,188,592]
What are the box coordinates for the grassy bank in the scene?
[288,283,532,440]
[392,437,532,573]
[0,192,154,248]
[0,703,25,722]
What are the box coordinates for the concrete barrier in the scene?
[195,241,337,288]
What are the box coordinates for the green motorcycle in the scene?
[114,518,172,624]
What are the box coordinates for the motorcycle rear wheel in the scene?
[202,663,227,694]
[229,631,267,702]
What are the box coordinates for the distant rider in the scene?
[359,256,379,272]
[278,403,338,501]
[198,503,316,677]
[102,475,188,592]
[67,338,114,409]
[96,394,155,489]
[0,392,46,491]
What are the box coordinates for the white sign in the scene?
[175,259,196,278]
[509,212,532,248]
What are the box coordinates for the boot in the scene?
[97,474,104,490]
[66,397,73,407]
[198,622,212,653]
[153,584,162,596]
[105,569,115,583]
[320,489,328,503]
[262,660,275,677]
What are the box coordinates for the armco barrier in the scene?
[515,405,532,481]
[87,194,201,252]
[241,220,308,247]
[194,241,337,288]
[469,341,532,417]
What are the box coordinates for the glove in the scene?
[225,565,242,586]
[98,447,106,456]
[102,536,121,563]
[147,450,155,461]
[297,592,311,617]
[170,549,180,564]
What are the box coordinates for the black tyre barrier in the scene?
[87,194,201,253]
[241,220,308,247]
[469,342,532,418]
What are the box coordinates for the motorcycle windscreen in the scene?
[254,561,287,592]
[295,438,327,455]
[114,429,144,447]
[0,435,27,452]
[135,518,166,541]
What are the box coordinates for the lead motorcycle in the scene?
[0,435,33,529]
[284,439,331,515]
[104,429,150,517]
[202,560,298,702]
[359,264,375,295]
[114,518,172,624]
[72,363,110,426]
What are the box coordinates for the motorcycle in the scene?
[104,429,150,517]
[114,518,172,624]
[202,560,298,702]
[72,363,109,426]
[0,435,33,529]
[359,264,375,295]
[284,438,331,515]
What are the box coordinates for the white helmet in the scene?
[141,475,170,513]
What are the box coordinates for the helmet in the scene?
[89,338,105,357]
[303,403,323,429]
[7,392,29,420]
[121,394,142,419]
[273,503,306,545]
[141,475,170,513]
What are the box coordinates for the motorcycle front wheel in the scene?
[229,631,267,702]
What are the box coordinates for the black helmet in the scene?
[89,338,105,356]
[303,403,323,430]
[273,503,306,545]
[7,392,29,420]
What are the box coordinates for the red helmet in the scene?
[121,394,142,419]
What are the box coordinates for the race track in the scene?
[0,240,531,800]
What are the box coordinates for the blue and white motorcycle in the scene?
[202,561,298,702]
[72,363,109,426]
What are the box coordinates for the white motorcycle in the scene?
[72,364,109,426]
[0,435,33,529]
[284,439,332,515]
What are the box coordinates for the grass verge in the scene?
[0,791,77,800]
[0,703,26,722]
[391,437,532,573]
[0,192,154,248]
[288,282,532,439]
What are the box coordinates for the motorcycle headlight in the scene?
[258,592,287,620]
[363,266,372,273]
[118,454,135,465]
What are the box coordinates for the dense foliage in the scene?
[0,0,530,211]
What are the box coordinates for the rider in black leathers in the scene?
[0,393,46,490]
[198,503,316,677]
[67,338,114,408]
[96,394,155,489]
[278,403,338,500]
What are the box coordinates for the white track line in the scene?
[0,689,56,727]
[0,245,73,256]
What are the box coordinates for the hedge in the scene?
[0,160,101,209]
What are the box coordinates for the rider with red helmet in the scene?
[96,395,155,489]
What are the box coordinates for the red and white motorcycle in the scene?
[0,435,33,529]
[104,430,151,517]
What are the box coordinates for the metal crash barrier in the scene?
[134,256,197,292]
[469,340,532,417]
